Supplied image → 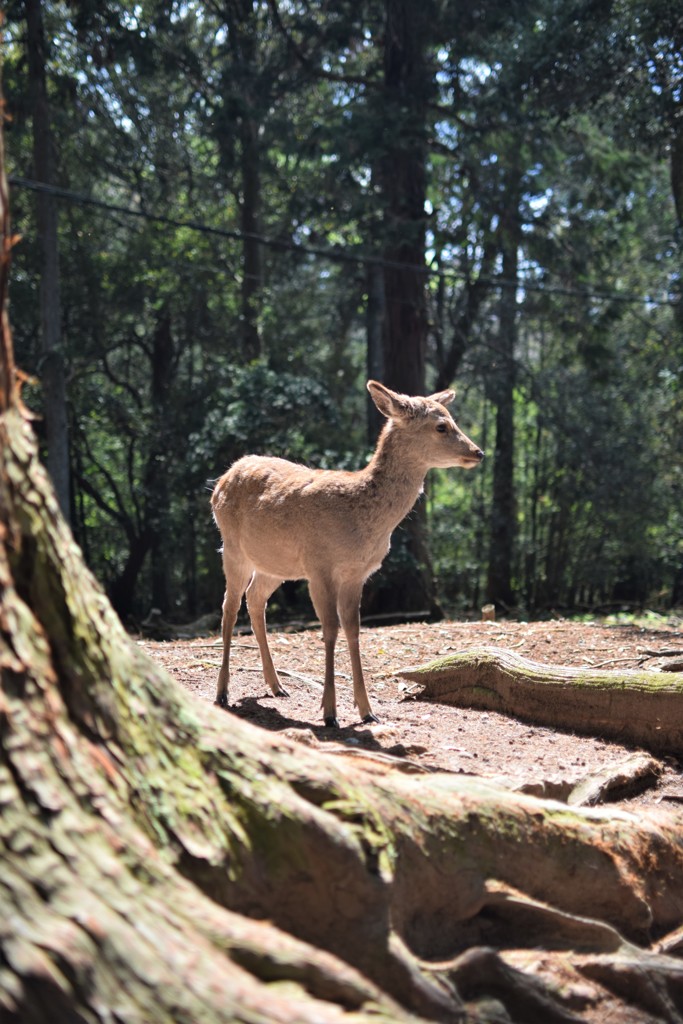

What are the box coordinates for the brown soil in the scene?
[143,616,683,809]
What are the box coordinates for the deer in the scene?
[211,379,484,728]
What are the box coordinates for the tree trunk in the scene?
[25,0,70,522]
[371,0,440,617]
[366,259,385,441]
[107,527,152,619]
[399,645,683,755]
[380,0,430,396]
[218,0,263,363]
[4,131,683,1024]
[486,171,521,609]
[239,113,263,362]
[669,118,683,605]
[147,311,175,613]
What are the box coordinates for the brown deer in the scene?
[211,379,483,727]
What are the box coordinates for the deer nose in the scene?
[474,449,485,460]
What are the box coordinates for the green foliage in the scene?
[189,362,354,470]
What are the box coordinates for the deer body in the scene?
[211,380,483,727]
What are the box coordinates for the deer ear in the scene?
[367,380,413,419]
[429,388,456,407]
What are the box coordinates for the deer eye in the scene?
[435,422,448,433]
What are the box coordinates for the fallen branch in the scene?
[640,648,683,658]
[398,646,683,755]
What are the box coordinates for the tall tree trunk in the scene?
[373,0,439,617]
[107,528,153,618]
[239,114,263,362]
[366,259,385,441]
[147,311,175,613]
[670,120,683,605]
[217,0,263,362]
[380,0,430,396]
[487,172,521,609]
[25,0,70,522]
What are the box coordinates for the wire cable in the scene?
[9,174,680,309]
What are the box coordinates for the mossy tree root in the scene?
[399,646,683,754]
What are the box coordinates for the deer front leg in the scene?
[309,577,340,727]
[215,571,249,708]
[339,583,378,724]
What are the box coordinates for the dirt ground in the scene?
[143,616,683,809]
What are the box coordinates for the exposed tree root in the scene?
[567,754,663,806]
[399,646,683,754]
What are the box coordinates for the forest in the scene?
[3,0,683,626]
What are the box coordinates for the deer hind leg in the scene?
[246,572,288,698]
[216,558,252,709]
[308,576,341,728]
[338,581,378,724]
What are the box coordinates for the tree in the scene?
[360,0,441,616]
[209,0,278,363]
[486,158,522,609]
[24,0,70,521]
[378,0,432,396]
[616,0,683,603]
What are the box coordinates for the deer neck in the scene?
[362,423,429,528]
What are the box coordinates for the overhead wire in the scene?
[9,174,680,309]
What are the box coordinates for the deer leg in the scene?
[309,577,341,728]
[216,563,252,709]
[339,582,378,724]
[246,572,288,698]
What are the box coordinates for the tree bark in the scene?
[399,645,683,755]
[669,118,683,605]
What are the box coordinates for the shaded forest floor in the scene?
[143,617,683,809]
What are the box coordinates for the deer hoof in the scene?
[275,685,290,698]
[362,713,380,724]
[324,716,340,729]
[215,694,229,709]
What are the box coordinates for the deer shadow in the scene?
[224,695,394,754]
